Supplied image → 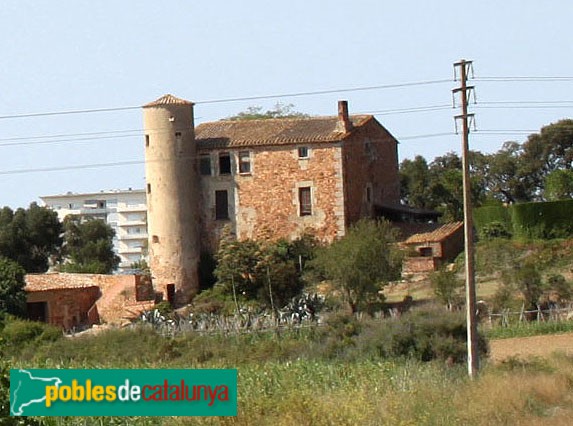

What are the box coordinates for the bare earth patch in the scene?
[489,332,573,362]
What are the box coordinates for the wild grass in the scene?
[19,355,573,426]
[4,308,573,425]
[484,319,573,340]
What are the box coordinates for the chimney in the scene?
[337,100,353,133]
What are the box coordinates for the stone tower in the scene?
[143,94,199,306]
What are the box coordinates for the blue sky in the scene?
[1,1,572,208]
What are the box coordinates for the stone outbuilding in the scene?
[400,221,464,274]
[25,273,154,330]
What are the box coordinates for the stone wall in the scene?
[402,256,440,274]
[198,143,345,251]
[26,286,100,331]
[342,118,400,226]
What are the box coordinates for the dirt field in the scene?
[489,332,573,362]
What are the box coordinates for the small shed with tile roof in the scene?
[401,222,464,273]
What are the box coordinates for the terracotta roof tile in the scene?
[25,273,102,292]
[196,115,373,149]
[403,221,464,244]
[143,94,193,108]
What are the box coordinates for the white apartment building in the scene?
[40,189,148,271]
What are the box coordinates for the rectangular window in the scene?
[219,153,231,175]
[364,139,372,156]
[215,190,229,220]
[145,135,150,147]
[298,146,309,159]
[199,154,212,176]
[366,186,372,203]
[147,183,151,194]
[239,151,251,174]
[299,187,312,216]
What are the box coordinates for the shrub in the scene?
[0,257,26,317]
[546,274,572,302]
[479,221,512,240]
[513,262,543,309]
[474,205,512,236]
[319,313,362,358]
[310,219,402,313]
[1,317,62,347]
[430,269,463,310]
[353,308,488,363]
[510,200,573,239]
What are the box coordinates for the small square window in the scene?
[199,155,212,176]
[239,151,251,174]
[298,147,309,159]
[299,187,312,216]
[219,153,231,175]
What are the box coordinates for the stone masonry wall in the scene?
[342,118,400,226]
[27,287,100,330]
[198,143,345,251]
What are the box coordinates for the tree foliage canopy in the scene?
[60,216,119,274]
[399,120,573,214]
[213,228,315,308]
[0,257,26,317]
[311,220,402,313]
[0,203,62,273]
[225,103,309,121]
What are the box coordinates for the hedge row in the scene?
[474,200,573,239]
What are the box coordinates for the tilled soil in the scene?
[489,332,573,362]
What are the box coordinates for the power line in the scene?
[0,106,140,120]
[0,79,452,121]
[195,79,452,105]
[0,160,144,176]
[365,104,452,116]
[476,76,573,82]
[0,128,143,142]
[1,76,572,122]
[0,133,139,148]
[399,132,455,140]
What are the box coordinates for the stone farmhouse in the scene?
[143,95,402,305]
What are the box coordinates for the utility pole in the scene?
[453,59,479,378]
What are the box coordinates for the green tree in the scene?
[0,257,26,317]
[213,230,307,309]
[0,203,62,273]
[519,119,573,198]
[430,269,463,311]
[544,169,573,200]
[60,217,119,274]
[399,155,432,208]
[399,152,486,221]
[311,220,402,313]
[504,262,543,310]
[482,142,536,203]
[225,102,308,121]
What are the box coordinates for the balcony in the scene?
[118,233,148,241]
[118,220,147,227]
[118,247,145,255]
[117,204,147,213]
